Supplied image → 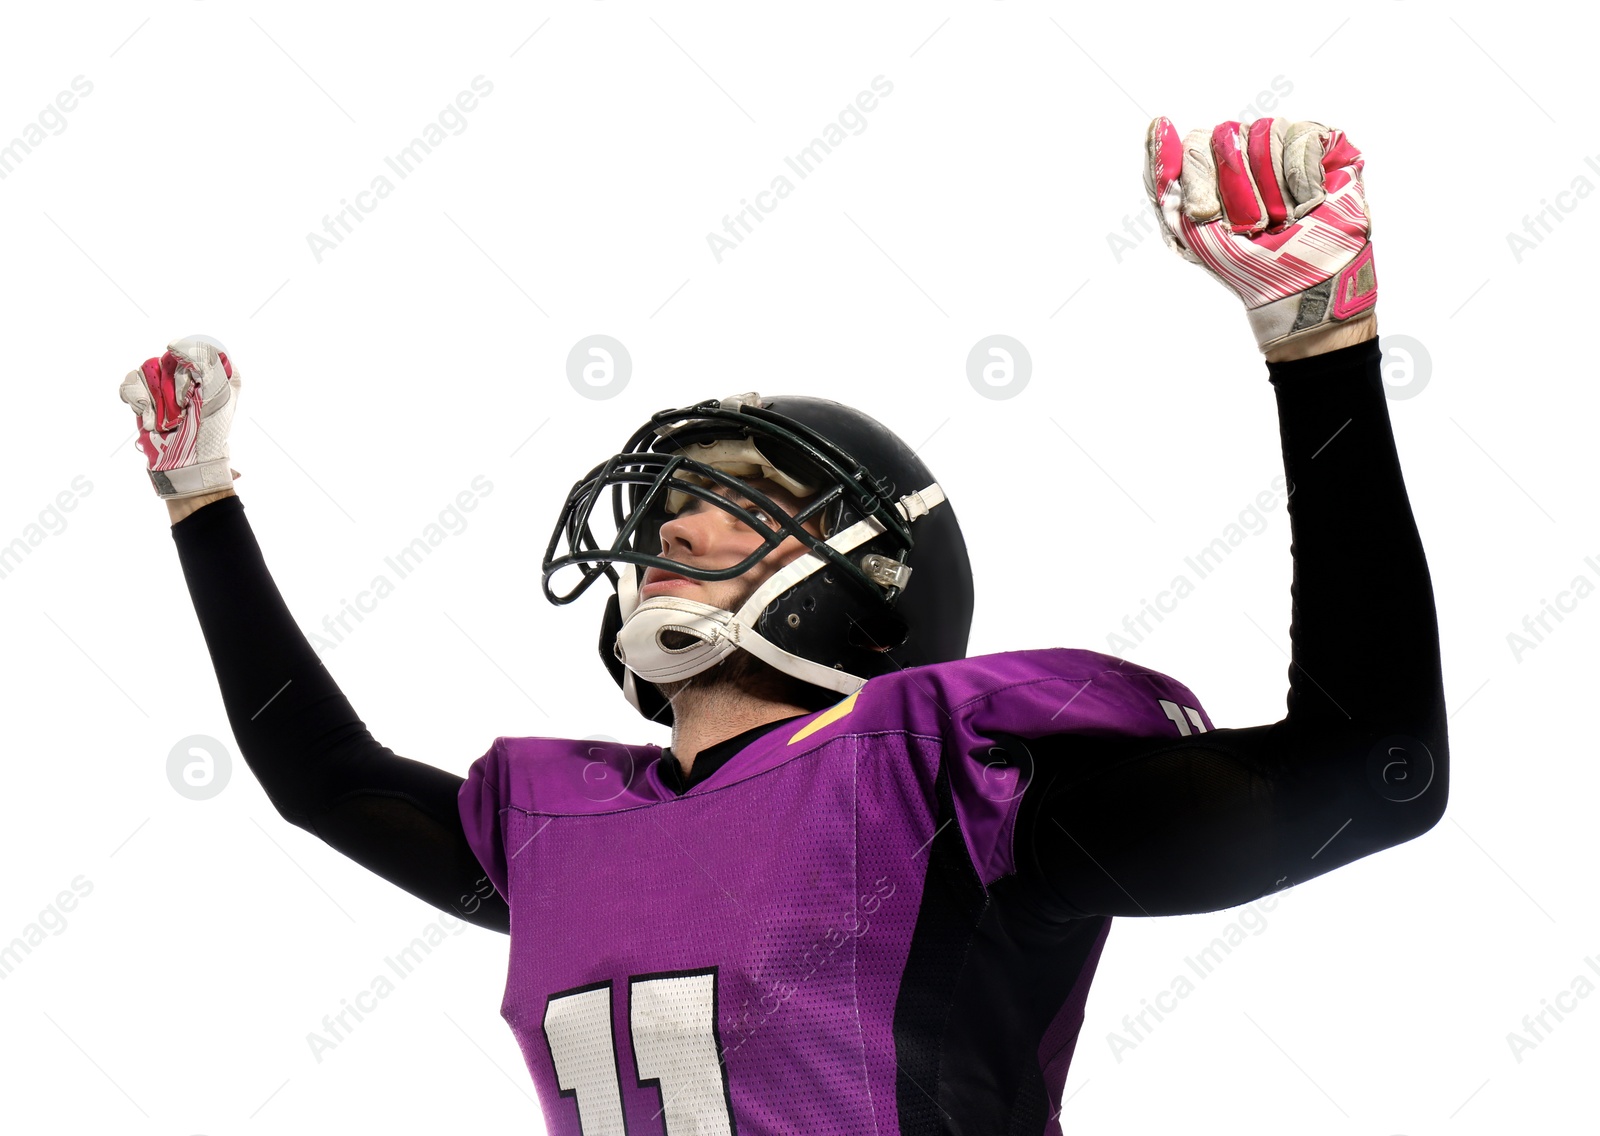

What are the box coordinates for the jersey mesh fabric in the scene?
[460,647,1212,1133]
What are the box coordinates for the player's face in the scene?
[648,478,823,612]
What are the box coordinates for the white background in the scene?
[0,2,1592,1133]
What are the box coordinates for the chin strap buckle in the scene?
[860,553,912,591]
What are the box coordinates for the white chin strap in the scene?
[613,482,945,712]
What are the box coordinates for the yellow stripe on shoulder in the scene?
[787,689,861,745]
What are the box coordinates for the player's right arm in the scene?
[1005,333,1446,918]
[995,116,1445,918]
[122,339,509,934]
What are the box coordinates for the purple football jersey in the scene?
[458,648,1211,1134]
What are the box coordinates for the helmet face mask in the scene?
[618,460,844,588]
[541,392,974,726]
[544,401,911,610]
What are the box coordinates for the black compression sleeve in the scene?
[1011,336,1449,918]
[169,495,510,933]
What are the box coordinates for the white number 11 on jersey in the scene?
[543,968,735,1135]
[1160,698,1207,736]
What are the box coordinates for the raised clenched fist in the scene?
[119,334,242,500]
[1144,116,1377,355]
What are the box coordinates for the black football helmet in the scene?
[541,391,974,726]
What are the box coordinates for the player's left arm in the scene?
[1004,116,1446,918]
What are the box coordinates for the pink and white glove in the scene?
[119,334,241,500]
[1143,117,1378,355]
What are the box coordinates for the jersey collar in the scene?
[657,712,812,795]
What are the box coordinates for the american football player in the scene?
[123,115,1444,1133]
